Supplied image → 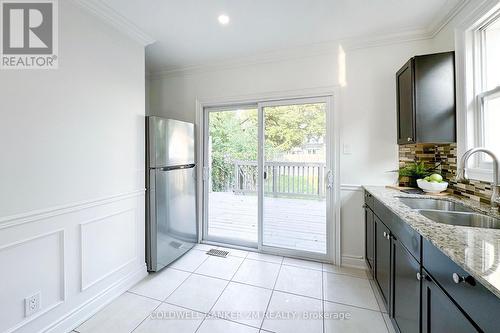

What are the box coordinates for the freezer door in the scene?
[147,166,197,271]
[147,116,195,167]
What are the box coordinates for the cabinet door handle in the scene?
[383,232,390,240]
[452,273,463,284]
[452,273,476,286]
[407,137,412,142]
[416,272,422,280]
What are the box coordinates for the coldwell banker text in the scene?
[1,0,58,69]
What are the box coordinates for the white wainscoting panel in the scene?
[0,190,146,333]
[80,209,137,291]
[0,230,65,333]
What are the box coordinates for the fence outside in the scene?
[230,160,326,198]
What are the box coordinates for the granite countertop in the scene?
[363,185,500,299]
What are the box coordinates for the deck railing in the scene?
[233,160,326,198]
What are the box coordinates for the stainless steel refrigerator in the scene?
[146,116,197,272]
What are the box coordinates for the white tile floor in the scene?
[74,246,390,333]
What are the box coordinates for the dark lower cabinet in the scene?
[364,206,375,276]
[364,191,497,333]
[421,270,479,333]
[392,238,420,333]
[375,216,391,307]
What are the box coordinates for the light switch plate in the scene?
[343,143,352,155]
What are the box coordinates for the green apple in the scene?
[429,174,443,182]
[424,176,431,182]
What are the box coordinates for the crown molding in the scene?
[427,0,471,37]
[149,27,433,79]
[148,0,470,78]
[70,0,155,46]
[340,28,432,51]
[148,41,338,79]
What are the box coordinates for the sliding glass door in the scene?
[203,97,333,259]
[204,105,259,247]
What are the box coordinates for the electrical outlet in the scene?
[25,292,41,317]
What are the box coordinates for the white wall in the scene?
[149,53,338,122]
[149,38,432,266]
[0,2,147,332]
[338,40,431,263]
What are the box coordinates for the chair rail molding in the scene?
[0,189,145,230]
[340,184,363,192]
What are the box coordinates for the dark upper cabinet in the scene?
[396,52,456,144]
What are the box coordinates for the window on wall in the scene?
[474,11,500,167]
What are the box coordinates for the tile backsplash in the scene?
[399,143,494,205]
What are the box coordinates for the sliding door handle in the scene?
[326,170,334,189]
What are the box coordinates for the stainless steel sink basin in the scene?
[418,209,500,229]
[398,197,474,213]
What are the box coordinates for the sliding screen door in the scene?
[260,99,330,256]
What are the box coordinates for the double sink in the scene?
[398,197,500,230]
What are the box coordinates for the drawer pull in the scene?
[452,273,476,286]
[417,272,430,281]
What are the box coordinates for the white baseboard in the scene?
[341,255,367,269]
[43,264,148,333]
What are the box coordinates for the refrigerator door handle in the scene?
[158,164,196,171]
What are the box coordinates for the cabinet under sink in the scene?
[365,190,500,333]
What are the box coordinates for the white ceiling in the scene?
[98,0,463,72]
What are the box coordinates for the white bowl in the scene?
[417,179,449,193]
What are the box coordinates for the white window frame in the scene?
[477,87,500,169]
[456,1,500,183]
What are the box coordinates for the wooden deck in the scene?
[208,192,326,253]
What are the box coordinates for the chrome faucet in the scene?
[456,148,500,209]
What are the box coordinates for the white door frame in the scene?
[195,86,341,264]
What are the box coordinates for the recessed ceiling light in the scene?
[218,14,230,25]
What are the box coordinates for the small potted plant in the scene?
[398,160,434,188]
